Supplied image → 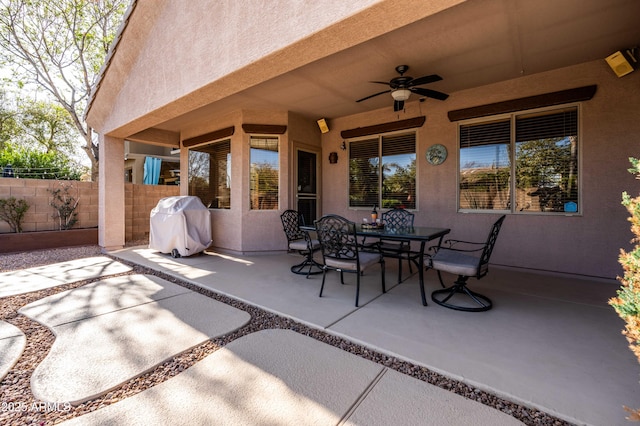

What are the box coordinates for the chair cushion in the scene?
[324,257,357,271]
[430,249,480,277]
[325,251,380,272]
[358,251,382,271]
[289,239,320,251]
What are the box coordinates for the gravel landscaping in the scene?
[0,245,572,425]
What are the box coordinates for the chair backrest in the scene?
[280,210,306,242]
[477,215,506,277]
[314,214,358,261]
[382,208,414,229]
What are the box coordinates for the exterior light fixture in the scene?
[605,46,638,77]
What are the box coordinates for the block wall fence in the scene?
[0,178,178,242]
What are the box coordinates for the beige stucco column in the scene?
[98,134,125,250]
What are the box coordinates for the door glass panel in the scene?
[297,150,317,225]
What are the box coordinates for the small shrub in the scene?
[0,197,30,233]
[48,182,79,230]
[609,157,640,421]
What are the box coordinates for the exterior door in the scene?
[296,149,318,226]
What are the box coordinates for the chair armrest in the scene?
[428,240,485,255]
[444,238,484,246]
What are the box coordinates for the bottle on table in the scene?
[371,205,378,224]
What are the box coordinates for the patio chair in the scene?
[379,208,420,283]
[314,214,385,307]
[280,209,322,278]
[428,215,506,312]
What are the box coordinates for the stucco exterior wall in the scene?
[322,59,639,279]
[87,0,464,137]
[177,109,322,254]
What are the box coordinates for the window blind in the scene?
[349,138,379,207]
[460,120,510,148]
[250,136,279,210]
[516,108,577,142]
[189,139,231,209]
[382,133,415,156]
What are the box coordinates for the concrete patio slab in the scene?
[0,270,66,298]
[347,367,520,425]
[329,268,637,426]
[23,276,250,404]
[0,321,26,381]
[109,246,640,426]
[113,247,395,328]
[59,330,523,426]
[26,256,133,283]
[19,274,192,326]
[0,256,132,298]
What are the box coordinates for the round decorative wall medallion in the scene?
[426,144,447,165]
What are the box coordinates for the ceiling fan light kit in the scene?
[391,89,411,101]
[356,64,449,111]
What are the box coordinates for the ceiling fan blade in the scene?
[408,74,442,87]
[356,89,391,103]
[370,81,392,85]
[394,100,404,112]
[410,87,449,101]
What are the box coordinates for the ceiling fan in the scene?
[356,65,449,111]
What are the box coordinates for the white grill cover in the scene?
[149,196,212,257]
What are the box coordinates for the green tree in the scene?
[0,89,22,151]
[515,137,578,210]
[349,157,379,207]
[382,159,416,208]
[0,144,83,179]
[0,0,130,180]
[16,98,77,154]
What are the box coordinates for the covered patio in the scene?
[84,1,640,424]
[110,245,638,426]
[88,0,640,281]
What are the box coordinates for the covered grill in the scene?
[149,196,212,258]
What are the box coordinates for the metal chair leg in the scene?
[290,250,323,278]
[319,269,327,297]
[431,275,493,312]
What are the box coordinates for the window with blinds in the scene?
[458,105,579,214]
[459,120,511,210]
[250,136,279,210]
[349,132,416,209]
[188,139,231,209]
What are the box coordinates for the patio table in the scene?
[304,223,450,306]
[355,224,450,306]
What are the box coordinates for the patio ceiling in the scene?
[153,0,640,133]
